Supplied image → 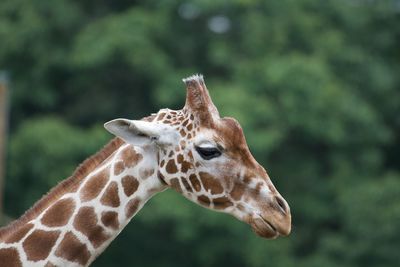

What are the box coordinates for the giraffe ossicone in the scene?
[0,74,291,266]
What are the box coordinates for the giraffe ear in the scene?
[104,118,179,147]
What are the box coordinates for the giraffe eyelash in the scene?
[195,146,222,160]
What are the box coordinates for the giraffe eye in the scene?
[195,146,222,160]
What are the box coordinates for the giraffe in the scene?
[0,74,291,267]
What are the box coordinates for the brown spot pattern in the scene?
[170,178,182,193]
[180,129,186,137]
[181,161,192,173]
[114,161,125,176]
[66,179,82,193]
[166,159,178,174]
[213,196,234,210]
[177,154,184,164]
[121,175,139,197]
[158,171,166,184]
[23,230,60,261]
[139,168,155,179]
[100,182,120,207]
[125,198,140,218]
[189,174,202,192]
[0,248,22,267]
[80,169,109,202]
[243,174,252,184]
[55,232,91,265]
[231,183,245,200]
[181,177,193,192]
[5,223,34,244]
[73,207,110,248]
[121,147,143,169]
[157,113,166,121]
[101,211,120,230]
[198,195,211,207]
[114,147,143,176]
[45,262,57,267]
[41,198,75,227]
[199,172,223,194]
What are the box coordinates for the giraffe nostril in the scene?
[274,196,288,215]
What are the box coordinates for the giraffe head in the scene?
[105,75,291,239]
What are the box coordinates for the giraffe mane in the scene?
[0,137,125,241]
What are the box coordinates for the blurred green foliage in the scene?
[1,0,399,266]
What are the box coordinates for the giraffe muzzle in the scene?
[250,211,291,239]
[250,216,279,239]
[248,194,292,239]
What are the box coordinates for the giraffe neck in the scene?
[0,142,166,267]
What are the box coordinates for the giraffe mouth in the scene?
[250,215,279,239]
